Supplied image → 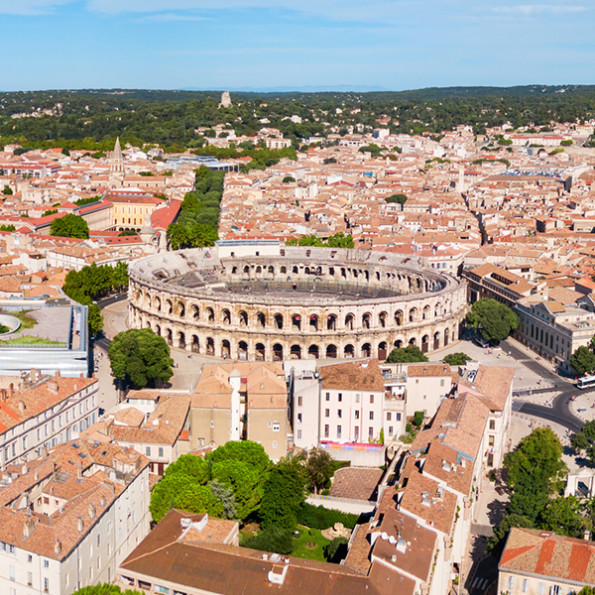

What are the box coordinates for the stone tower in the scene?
[219,91,232,108]
[109,137,125,188]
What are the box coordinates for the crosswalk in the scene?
[471,576,490,591]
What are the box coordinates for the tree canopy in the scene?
[466,298,519,342]
[286,232,354,248]
[385,193,408,205]
[49,213,89,238]
[571,420,595,465]
[386,345,428,363]
[570,345,595,376]
[443,352,471,366]
[71,585,143,595]
[108,328,173,389]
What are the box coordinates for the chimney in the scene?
[99,496,106,507]
[17,400,26,413]
[88,503,96,519]
[55,370,61,378]
[77,516,84,533]
[47,381,59,394]
[54,539,62,556]
[23,517,36,538]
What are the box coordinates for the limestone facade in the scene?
[128,244,467,362]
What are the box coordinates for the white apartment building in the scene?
[0,372,99,468]
[0,440,150,595]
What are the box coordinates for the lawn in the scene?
[0,336,64,347]
[12,311,37,329]
[291,526,331,562]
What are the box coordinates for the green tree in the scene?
[443,352,471,366]
[488,512,534,557]
[118,229,138,236]
[209,480,237,520]
[2,185,12,195]
[208,440,272,476]
[49,213,89,238]
[300,448,334,494]
[386,345,428,363]
[108,328,173,389]
[241,526,294,555]
[578,587,595,595]
[324,537,349,563]
[570,345,595,376]
[282,176,295,183]
[70,584,143,595]
[466,298,519,342]
[385,193,408,205]
[259,458,308,530]
[539,496,586,538]
[164,453,210,483]
[570,420,595,465]
[87,303,103,336]
[326,232,354,248]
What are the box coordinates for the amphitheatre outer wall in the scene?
[128,240,467,362]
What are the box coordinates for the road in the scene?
[501,338,586,433]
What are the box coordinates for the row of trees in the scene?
[62,262,128,336]
[285,232,354,248]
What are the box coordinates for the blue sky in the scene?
[1,0,594,91]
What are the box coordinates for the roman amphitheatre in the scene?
[128,240,466,362]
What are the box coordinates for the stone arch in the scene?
[433,331,441,350]
[309,314,319,331]
[327,314,337,330]
[273,343,284,361]
[178,331,186,349]
[422,305,431,321]
[239,311,248,327]
[345,313,355,330]
[361,342,372,358]
[308,344,319,359]
[379,311,388,328]
[408,336,417,346]
[255,343,265,361]
[291,314,301,331]
[408,307,418,323]
[256,312,266,328]
[444,328,450,346]
[290,344,302,359]
[421,334,429,353]
[221,339,231,359]
[394,310,403,326]
[362,312,372,329]
[268,265,274,275]
[190,304,200,320]
[378,341,388,360]
[206,307,215,322]
[243,265,250,275]
[394,339,403,349]
[206,337,215,356]
[274,313,284,330]
[238,341,248,360]
[155,324,161,337]
[166,299,173,315]
[232,266,238,274]
[344,344,355,358]
[255,265,262,274]
[191,335,200,353]
[221,308,231,325]
[292,266,299,274]
[165,328,173,346]
[434,303,443,318]
[280,266,287,275]
[326,344,337,358]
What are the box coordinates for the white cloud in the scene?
[0,0,73,14]
[490,4,587,15]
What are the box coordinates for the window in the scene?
[387,412,392,421]
[337,425,342,439]
[297,430,302,439]
[522,579,528,593]
[338,393,342,402]
[272,423,280,432]
[44,577,50,592]
[368,427,374,439]
[210,420,215,428]
[324,425,329,438]
[508,576,513,590]
[9,565,15,581]
[27,571,33,586]
[369,411,374,420]
[158,447,164,457]
[297,413,302,423]
[325,408,330,418]
[325,392,330,401]
[388,426,394,436]
[355,394,360,403]
[297,396,303,407]
[27,554,32,563]
[440,379,445,387]
[354,427,359,441]
[488,435,495,446]
[538,582,545,595]
[44,559,49,568]
[145,446,151,456]
[489,419,496,430]
[97,534,100,547]
[355,411,360,420]
[272,441,278,449]
[370,394,374,404]
[337,409,342,418]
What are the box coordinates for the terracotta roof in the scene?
[319,359,384,392]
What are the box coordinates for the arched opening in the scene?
[361,343,372,358]
[255,343,265,361]
[444,328,450,346]
[292,314,301,331]
[190,304,199,320]
[268,265,274,275]
[232,266,238,274]
[341,268,347,278]
[327,314,337,330]
[394,339,403,349]
[255,265,262,274]
[222,308,231,325]
[178,331,186,349]
[408,308,417,323]
[221,339,231,359]
[421,335,429,353]
[166,299,173,315]
[206,307,215,322]
[308,345,319,359]
[155,325,161,337]
[290,345,302,359]
[280,266,287,274]
[395,310,403,326]
[177,301,185,317]
[344,344,355,358]
[243,265,250,275]
[378,341,387,360]
[345,314,354,330]
[166,328,173,346]
[433,332,440,350]
[362,313,371,329]
[256,312,266,328]
[206,337,215,356]
[239,311,248,327]
[274,314,283,329]
[434,303,442,318]
[238,341,248,360]
[273,343,284,361]
[326,344,337,358]
[292,266,299,274]
[379,312,387,328]
[409,337,417,346]
[309,314,319,331]
[191,335,200,353]
[155,297,161,312]
[422,305,431,321]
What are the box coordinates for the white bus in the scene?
[576,375,595,389]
